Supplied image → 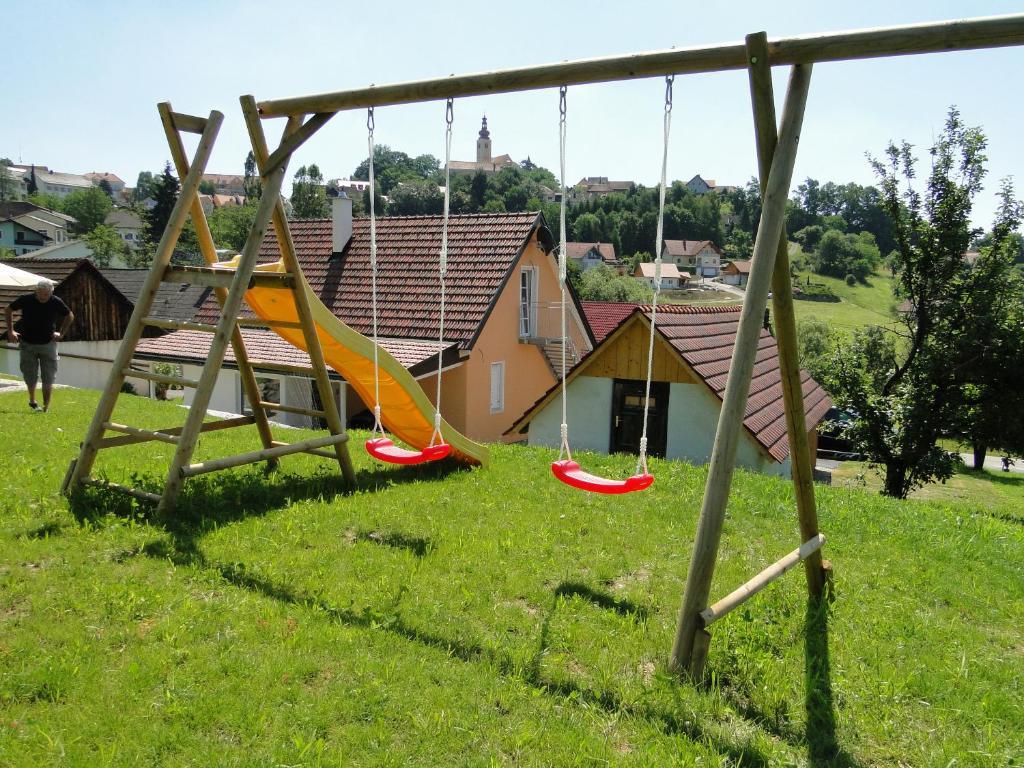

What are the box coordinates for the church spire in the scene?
[479,115,490,139]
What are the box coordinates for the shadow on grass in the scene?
[18,520,68,539]
[354,529,434,558]
[958,467,1024,488]
[804,595,858,767]
[201,557,770,765]
[553,581,650,620]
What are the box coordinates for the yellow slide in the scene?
[234,259,489,467]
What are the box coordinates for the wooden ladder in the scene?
[63,105,355,515]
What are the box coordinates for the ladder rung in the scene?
[235,317,304,330]
[181,433,349,477]
[82,478,161,504]
[170,112,208,134]
[163,265,295,290]
[103,422,181,445]
[143,317,220,333]
[124,369,200,388]
[258,401,325,418]
[270,440,336,459]
[97,415,255,450]
[247,359,315,376]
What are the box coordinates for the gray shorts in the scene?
[19,341,59,388]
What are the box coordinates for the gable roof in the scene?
[510,302,830,463]
[663,239,723,258]
[193,212,557,349]
[636,262,684,280]
[98,269,208,322]
[724,259,752,274]
[566,242,618,263]
[105,209,144,229]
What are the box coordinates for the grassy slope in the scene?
[1,388,1022,766]
[791,269,898,337]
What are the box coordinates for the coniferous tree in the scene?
[143,163,180,246]
[243,151,262,201]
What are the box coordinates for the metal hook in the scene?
[559,86,567,121]
[445,98,454,128]
[665,75,675,113]
[367,107,375,132]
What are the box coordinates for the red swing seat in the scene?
[365,437,451,465]
[551,459,654,495]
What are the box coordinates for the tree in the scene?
[97,178,114,198]
[85,225,129,268]
[351,145,440,195]
[290,164,329,219]
[243,151,261,201]
[572,212,602,242]
[827,108,1021,498]
[796,316,838,381]
[576,265,654,302]
[946,182,1024,467]
[144,163,180,246]
[199,180,216,195]
[386,179,443,216]
[134,171,156,203]
[208,203,260,252]
[63,186,113,235]
[26,165,38,196]
[0,159,15,201]
[27,193,64,212]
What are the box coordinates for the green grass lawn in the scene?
[1,388,1022,765]
[791,269,898,337]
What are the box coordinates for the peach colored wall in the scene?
[462,230,589,443]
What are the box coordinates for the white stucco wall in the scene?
[1,340,154,396]
[526,375,791,477]
[527,375,612,454]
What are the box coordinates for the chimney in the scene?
[331,193,352,254]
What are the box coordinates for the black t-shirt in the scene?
[11,293,70,344]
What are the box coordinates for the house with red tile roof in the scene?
[566,242,624,274]
[507,302,830,476]
[135,201,594,441]
[633,261,687,289]
[662,239,724,278]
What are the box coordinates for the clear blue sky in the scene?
[3,0,1023,228]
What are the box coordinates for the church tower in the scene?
[476,116,492,164]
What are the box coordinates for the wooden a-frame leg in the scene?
[157,159,291,515]
[65,109,225,495]
[240,96,356,486]
[746,34,828,601]
[669,63,813,679]
[158,103,279,471]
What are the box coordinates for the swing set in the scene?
[62,13,1024,678]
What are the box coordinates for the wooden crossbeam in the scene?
[258,401,326,418]
[96,416,255,449]
[169,112,208,134]
[142,317,220,333]
[124,369,200,388]
[163,265,295,290]
[103,422,181,445]
[263,111,334,174]
[181,433,350,477]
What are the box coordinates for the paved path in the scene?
[959,453,1024,474]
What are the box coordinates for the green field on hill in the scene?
[1,388,1022,765]
[790,269,898,337]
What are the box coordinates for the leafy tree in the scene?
[143,163,180,246]
[208,203,260,251]
[63,186,113,235]
[813,229,879,282]
[0,159,15,201]
[290,164,329,219]
[199,180,216,195]
[243,151,262,201]
[796,316,838,381]
[97,178,114,198]
[27,193,64,212]
[946,183,1024,467]
[134,171,156,203]
[85,224,129,268]
[351,145,440,195]
[576,265,654,302]
[828,108,1020,498]
[469,171,488,211]
[386,180,443,216]
[572,212,602,242]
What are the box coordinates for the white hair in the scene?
[36,279,54,290]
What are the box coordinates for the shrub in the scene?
[846,273,857,286]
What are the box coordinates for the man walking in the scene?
[5,279,74,412]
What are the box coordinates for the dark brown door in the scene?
[610,379,669,458]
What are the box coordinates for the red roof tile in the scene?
[194,212,545,348]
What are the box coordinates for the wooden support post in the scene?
[66,109,224,494]
[241,95,356,486]
[158,103,280,472]
[181,434,349,476]
[746,32,828,602]
[669,63,812,677]
[156,140,291,515]
[700,534,826,627]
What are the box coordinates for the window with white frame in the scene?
[519,267,537,338]
[490,361,505,414]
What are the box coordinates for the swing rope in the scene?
[429,99,454,447]
[557,85,572,463]
[636,75,675,477]
[367,107,384,440]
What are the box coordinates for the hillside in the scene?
[1,388,1022,765]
